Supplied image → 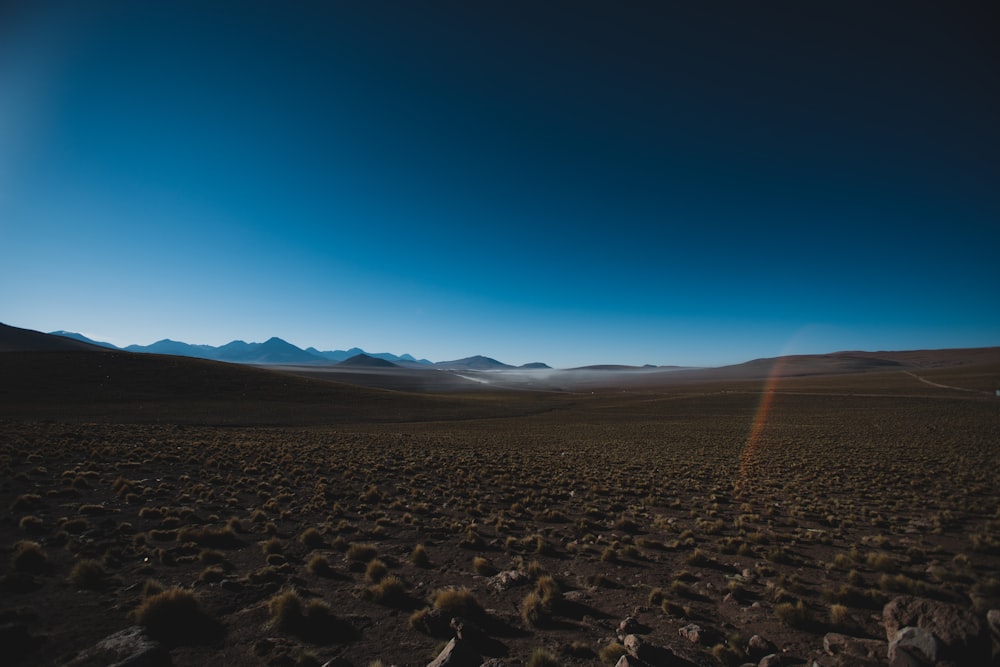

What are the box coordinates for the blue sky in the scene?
[2,1,998,367]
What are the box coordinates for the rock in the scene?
[746,635,777,660]
[823,632,887,659]
[485,570,529,593]
[621,633,685,665]
[988,609,1000,665]
[319,659,351,667]
[450,617,485,643]
[678,623,702,644]
[883,596,988,663]
[618,616,642,637]
[888,626,937,666]
[479,660,507,667]
[66,626,169,667]
[614,655,646,667]
[758,655,781,667]
[426,637,480,667]
[623,634,653,661]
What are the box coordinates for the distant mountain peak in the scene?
[43,328,541,369]
[337,353,399,368]
[434,355,514,370]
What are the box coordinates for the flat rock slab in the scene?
[883,596,988,663]
[66,626,170,667]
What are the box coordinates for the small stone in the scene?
[679,623,702,644]
[823,632,887,659]
[889,626,938,665]
[746,634,777,660]
[758,654,782,667]
[618,616,642,637]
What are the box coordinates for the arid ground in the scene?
[2,342,999,666]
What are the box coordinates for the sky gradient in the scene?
[2,1,998,368]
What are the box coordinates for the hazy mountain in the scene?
[45,329,518,367]
[337,353,399,368]
[307,346,431,365]
[519,362,551,369]
[124,339,218,359]
[227,337,325,364]
[119,336,326,364]
[434,355,514,370]
[49,331,119,349]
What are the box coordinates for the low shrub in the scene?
[135,587,222,645]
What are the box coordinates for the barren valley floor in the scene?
[2,353,999,666]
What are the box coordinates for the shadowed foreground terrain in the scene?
[1,343,999,666]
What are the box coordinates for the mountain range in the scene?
[48,330,551,370]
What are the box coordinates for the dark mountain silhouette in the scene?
[124,339,218,359]
[519,362,551,369]
[307,346,431,365]
[235,337,326,364]
[50,331,118,349]
[337,353,399,368]
[50,330,436,366]
[3,324,112,353]
[434,355,513,370]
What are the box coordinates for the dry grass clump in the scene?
[365,559,388,583]
[11,493,43,511]
[346,542,378,563]
[527,648,561,667]
[11,540,48,573]
[828,603,852,630]
[410,544,431,567]
[267,588,354,643]
[520,591,550,627]
[18,515,44,534]
[431,586,482,618]
[68,559,107,590]
[306,554,335,577]
[472,556,496,575]
[135,586,221,645]
[364,575,408,606]
[299,527,325,549]
[598,641,627,664]
[774,600,815,631]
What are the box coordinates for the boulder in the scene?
[883,596,988,663]
[426,637,480,667]
[615,655,646,667]
[888,626,937,666]
[758,655,782,667]
[66,626,169,667]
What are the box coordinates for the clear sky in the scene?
[2,1,998,368]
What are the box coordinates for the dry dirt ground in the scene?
[2,353,999,666]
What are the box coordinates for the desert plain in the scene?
[2,330,999,666]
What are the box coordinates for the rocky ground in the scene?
[2,376,999,666]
